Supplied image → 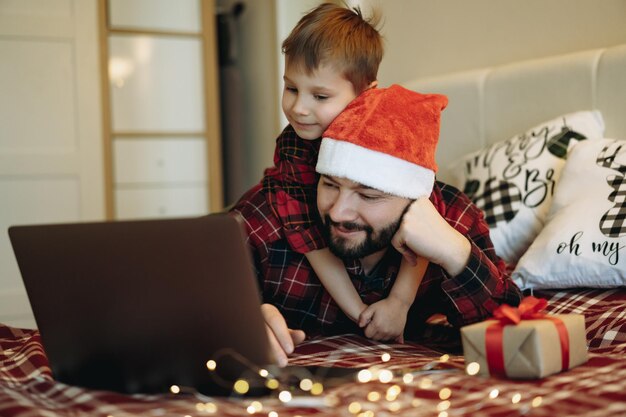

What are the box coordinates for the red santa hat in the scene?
[316,84,448,199]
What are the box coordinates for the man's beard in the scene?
[322,215,402,259]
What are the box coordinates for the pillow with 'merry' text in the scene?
[448,111,605,264]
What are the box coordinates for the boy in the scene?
[259,3,428,342]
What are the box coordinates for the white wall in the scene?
[354,0,626,85]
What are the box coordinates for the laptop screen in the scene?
[9,214,274,395]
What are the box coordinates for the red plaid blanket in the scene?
[1,289,625,417]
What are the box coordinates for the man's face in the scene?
[317,175,412,259]
[281,61,357,140]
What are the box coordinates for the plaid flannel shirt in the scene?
[262,125,326,254]
[231,177,522,338]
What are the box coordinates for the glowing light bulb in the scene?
[234,379,250,394]
[348,401,362,414]
[278,390,292,403]
[299,378,313,391]
[357,369,372,383]
[378,369,393,383]
[388,402,401,412]
[512,393,522,404]
[466,362,480,375]
[419,377,432,389]
[402,373,414,384]
[310,382,324,395]
[259,369,269,377]
[381,353,391,362]
[367,391,380,402]
[489,389,499,399]
[437,401,451,411]
[206,360,217,371]
[250,401,262,412]
[170,385,180,394]
[439,388,452,400]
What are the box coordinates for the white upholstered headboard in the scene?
[404,44,626,184]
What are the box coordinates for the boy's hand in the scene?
[358,297,409,343]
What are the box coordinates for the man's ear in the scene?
[367,80,378,90]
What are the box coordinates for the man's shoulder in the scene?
[431,180,470,204]
[431,180,483,227]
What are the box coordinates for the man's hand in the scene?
[260,303,306,367]
[392,198,471,276]
[357,297,409,343]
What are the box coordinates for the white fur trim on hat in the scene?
[316,138,435,199]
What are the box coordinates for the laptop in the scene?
[9,214,358,396]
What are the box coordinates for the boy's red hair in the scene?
[282,2,383,94]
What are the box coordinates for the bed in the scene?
[2,44,626,416]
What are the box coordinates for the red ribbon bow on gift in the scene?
[485,296,570,377]
[492,296,548,324]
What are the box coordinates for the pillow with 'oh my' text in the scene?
[448,110,605,264]
[513,138,626,289]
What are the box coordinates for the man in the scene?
[231,85,522,366]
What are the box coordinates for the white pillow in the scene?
[513,138,626,290]
[448,111,605,264]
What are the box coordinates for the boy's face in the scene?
[282,62,357,140]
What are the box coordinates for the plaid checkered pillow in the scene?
[514,138,626,289]
[448,111,605,264]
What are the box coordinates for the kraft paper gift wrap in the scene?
[461,297,588,379]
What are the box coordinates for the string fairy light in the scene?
[437,400,451,411]
[466,362,480,375]
[367,391,381,402]
[348,401,362,414]
[278,390,292,403]
[377,369,393,383]
[266,378,280,389]
[402,372,414,384]
[177,341,545,417]
[310,382,324,395]
[357,369,373,383]
[233,379,250,395]
[299,378,313,391]
[439,387,452,400]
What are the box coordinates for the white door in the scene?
[0,0,104,328]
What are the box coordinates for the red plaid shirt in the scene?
[262,125,326,253]
[231,176,522,338]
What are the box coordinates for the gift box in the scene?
[461,297,588,379]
